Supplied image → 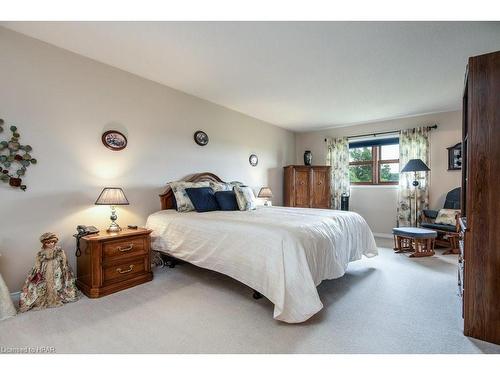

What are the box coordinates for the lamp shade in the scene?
[95,187,129,205]
[258,187,273,198]
[401,159,430,172]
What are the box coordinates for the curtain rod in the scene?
[324,124,438,142]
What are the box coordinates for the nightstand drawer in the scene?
[102,237,146,259]
[103,258,146,284]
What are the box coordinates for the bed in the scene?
[146,173,378,323]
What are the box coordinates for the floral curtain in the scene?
[326,137,350,209]
[397,127,430,227]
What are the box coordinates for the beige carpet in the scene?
[1,239,499,354]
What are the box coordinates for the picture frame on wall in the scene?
[447,143,462,170]
[102,130,127,151]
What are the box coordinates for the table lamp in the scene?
[401,159,430,227]
[258,187,273,206]
[95,187,129,232]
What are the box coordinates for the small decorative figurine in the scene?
[19,232,79,312]
[0,118,38,191]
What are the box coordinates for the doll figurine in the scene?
[19,232,79,312]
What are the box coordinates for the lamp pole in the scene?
[413,171,419,227]
[401,159,430,228]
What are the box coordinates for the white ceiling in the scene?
[2,21,500,131]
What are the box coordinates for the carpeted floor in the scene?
[1,238,499,354]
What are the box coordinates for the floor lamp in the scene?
[401,159,430,227]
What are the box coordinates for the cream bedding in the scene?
[146,206,377,323]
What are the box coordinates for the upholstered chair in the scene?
[420,187,461,254]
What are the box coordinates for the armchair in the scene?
[421,187,461,254]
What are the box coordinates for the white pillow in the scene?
[234,186,257,211]
[169,181,210,212]
[435,209,460,226]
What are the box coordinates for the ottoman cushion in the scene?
[392,227,437,238]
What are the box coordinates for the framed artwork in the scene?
[447,143,462,170]
[102,130,127,151]
[249,154,258,167]
[194,131,209,146]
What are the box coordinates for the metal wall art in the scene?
[102,130,127,151]
[0,118,37,191]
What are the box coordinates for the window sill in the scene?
[350,184,399,189]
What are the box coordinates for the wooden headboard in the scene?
[159,172,226,210]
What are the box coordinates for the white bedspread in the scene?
[146,206,377,323]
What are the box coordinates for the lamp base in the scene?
[107,206,122,232]
[107,222,122,233]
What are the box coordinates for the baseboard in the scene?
[373,233,393,239]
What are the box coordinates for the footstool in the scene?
[392,227,437,257]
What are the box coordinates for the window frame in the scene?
[349,145,400,185]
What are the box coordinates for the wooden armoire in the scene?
[283,165,331,208]
[460,50,500,344]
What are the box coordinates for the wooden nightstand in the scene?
[76,228,153,298]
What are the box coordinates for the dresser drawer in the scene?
[102,237,146,260]
[103,258,146,284]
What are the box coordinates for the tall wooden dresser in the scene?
[283,165,331,208]
[460,50,500,344]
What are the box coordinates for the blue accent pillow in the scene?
[172,194,178,210]
[215,191,239,211]
[185,187,219,212]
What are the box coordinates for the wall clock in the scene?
[194,130,209,146]
[102,130,127,151]
[249,154,258,167]
[0,119,37,191]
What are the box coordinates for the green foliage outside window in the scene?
[349,147,372,162]
[379,163,399,182]
[349,145,399,184]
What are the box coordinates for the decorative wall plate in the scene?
[249,154,258,167]
[102,130,127,151]
[0,118,37,191]
[194,130,209,146]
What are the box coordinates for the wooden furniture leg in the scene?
[443,233,460,255]
[409,237,435,258]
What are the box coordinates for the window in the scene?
[349,139,400,185]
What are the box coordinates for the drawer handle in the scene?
[116,265,134,274]
[117,244,134,252]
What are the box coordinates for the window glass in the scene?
[349,165,373,183]
[380,144,399,160]
[379,163,400,182]
[349,147,372,162]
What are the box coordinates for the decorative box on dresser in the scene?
[284,165,331,208]
[76,228,153,298]
[461,50,500,344]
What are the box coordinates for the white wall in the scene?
[295,111,462,235]
[0,28,296,291]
